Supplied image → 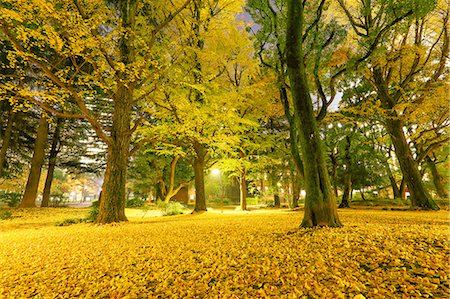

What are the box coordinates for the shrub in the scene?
[0,210,12,220]
[157,201,185,216]
[56,218,84,226]
[126,198,146,208]
[0,191,21,207]
[85,201,99,222]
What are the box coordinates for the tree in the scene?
[286,0,342,227]
[337,0,447,210]
[1,0,192,222]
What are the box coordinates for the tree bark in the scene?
[193,141,207,212]
[339,136,352,208]
[388,174,401,199]
[19,114,49,208]
[239,171,247,210]
[41,117,63,207]
[289,161,300,208]
[0,108,15,176]
[385,118,439,209]
[286,0,342,227]
[425,156,448,198]
[329,149,339,198]
[96,83,131,223]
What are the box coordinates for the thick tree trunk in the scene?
[96,0,137,223]
[339,136,351,208]
[385,118,439,210]
[19,114,49,208]
[193,141,207,212]
[96,85,131,223]
[372,68,439,210]
[0,109,15,176]
[41,117,63,207]
[286,0,341,227]
[425,156,448,198]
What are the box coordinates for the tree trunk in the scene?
[330,150,339,198]
[389,173,401,199]
[286,0,342,227]
[372,68,439,210]
[399,179,407,200]
[385,118,439,210]
[0,108,15,176]
[41,118,63,207]
[425,156,448,198]
[239,171,247,210]
[289,162,300,208]
[96,85,131,223]
[96,0,137,223]
[274,193,280,208]
[339,136,352,208]
[19,114,49,208]
[193,141,207,212]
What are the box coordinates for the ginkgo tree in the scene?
[137,0,270,212]
[336,0,447,210]
[0,0,191,222]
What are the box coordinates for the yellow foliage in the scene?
[0,209,448,298]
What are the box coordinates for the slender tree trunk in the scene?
[238,149,247,210]
[193,141,207,212]
[339,136,352,208]
[0,109,15,176]
[330,150,339,198]
[425,156,448,198]
[289,162,300,208]
[41,118,63,207]
[239,171,247,210]
[19,114,49,208]
[389,173,401,199]
[286,0,341,227]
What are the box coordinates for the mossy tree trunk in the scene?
[19,114,49,208]
[286,0,342,227]
[41,117,63,207]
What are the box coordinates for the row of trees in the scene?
[0,0,448,226]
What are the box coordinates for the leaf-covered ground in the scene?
[0,208,448,298]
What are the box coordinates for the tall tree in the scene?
[337,0,446,210]
[1,0,192,222]
[286,0,342,227]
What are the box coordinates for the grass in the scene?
[0,207,448,298]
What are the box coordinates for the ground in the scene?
[0,207,448,298]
